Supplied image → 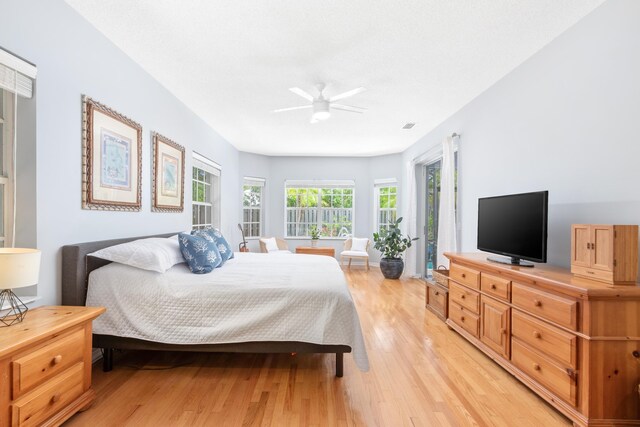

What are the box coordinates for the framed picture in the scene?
[82,95,142,211]
[151,132,185,212]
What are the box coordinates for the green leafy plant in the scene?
[310,225,320,240]
[373,217,418,259]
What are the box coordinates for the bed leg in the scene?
[335,352,344,378]
[103,348,113,372]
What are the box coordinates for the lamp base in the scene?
[0,289,28,327]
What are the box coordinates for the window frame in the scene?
[242,177,265,239]
[284,180,355,239]
[0,90,15,248]
[191,153,221,230]
[374,179,398,233]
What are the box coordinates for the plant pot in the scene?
[380,258,404,279]
[311,239,318,247]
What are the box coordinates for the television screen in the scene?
[477,191,548,264]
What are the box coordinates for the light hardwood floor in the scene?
[66,267,571,426]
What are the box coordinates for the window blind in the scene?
[244,176,265,187]
[0,49,37,98]
[285,179,354,189]
[374,178,397,187]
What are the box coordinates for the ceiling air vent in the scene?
[402,122,415,129]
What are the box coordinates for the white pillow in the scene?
[89,236,184,273]
[351,238,368,252]
[260,237,280,252]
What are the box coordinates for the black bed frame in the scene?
[61,233,350,377]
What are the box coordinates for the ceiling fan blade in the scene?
[273,105,312,113]
[331,103,367,113]
[289,87,315,101]
[330,87,365,102]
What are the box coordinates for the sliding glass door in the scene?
[424,153,457,278]
[425,160,441,276]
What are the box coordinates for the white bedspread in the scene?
[86,252,369,371]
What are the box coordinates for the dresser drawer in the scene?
[511,283,577,330]
[426,282,448,320]
[450,263,480,289]
[512,310,576,369]
[480,273,510,302]
[449,301,479,338]
[512,339,576,405]
[449,282,480,314]
[12,328,85,398]
[12,362,84,427]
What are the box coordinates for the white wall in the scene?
[0,0,241,305]
[402,0,640,273]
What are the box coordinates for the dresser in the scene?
[0,306,105,427]
[445,253,640,426]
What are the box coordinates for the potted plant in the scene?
[310,225,320,247]
[373,217,418,279]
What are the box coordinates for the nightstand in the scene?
[0,305,105,427]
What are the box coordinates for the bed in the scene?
[61,233,369,377]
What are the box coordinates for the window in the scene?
[374,180,397,232]
[285,180,354,238]
[242,177,265,238]
[0,89,14,248]
[192,153,221,230]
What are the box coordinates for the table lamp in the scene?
[0,248,41,326]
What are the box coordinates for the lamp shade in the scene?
[0,248,41,289]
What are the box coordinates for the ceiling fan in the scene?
[273,83,367,123]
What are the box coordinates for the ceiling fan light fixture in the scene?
[312,100,330,121]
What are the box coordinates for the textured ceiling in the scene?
[65,0,605,156]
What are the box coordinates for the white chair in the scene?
[259,237,291,253]
[340,237,370,270]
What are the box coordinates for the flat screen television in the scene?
[477,191,548,267]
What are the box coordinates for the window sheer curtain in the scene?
[436,136,457,268]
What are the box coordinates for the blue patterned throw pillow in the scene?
[178,232,222,274]
[193,228,234,262]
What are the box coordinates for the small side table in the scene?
[0,305,105,426]
[295,246,335,257]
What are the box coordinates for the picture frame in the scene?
[151,132,185,212]
[82,95,142,211]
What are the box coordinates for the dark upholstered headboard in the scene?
[61,233,178,306]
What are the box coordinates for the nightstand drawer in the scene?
[12,328,85,398]
[12,362,84,427]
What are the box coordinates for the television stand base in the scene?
[487,255,535,267]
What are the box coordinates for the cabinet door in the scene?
[591,225,614,271]
[571,225,591,268]
[480,296,510,359]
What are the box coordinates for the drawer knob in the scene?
[490,284,496,290]
[460,316,465,322]
[50,393,61,404]
[461,294,466,299]
[501,328,507,335]
[533,299,542,307]
[52,355,62,365]
[533,363,541,371]
[533,331,541,339]
[461,273,466,278]
[435,291,439,296]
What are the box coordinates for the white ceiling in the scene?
[65,0,604,157]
